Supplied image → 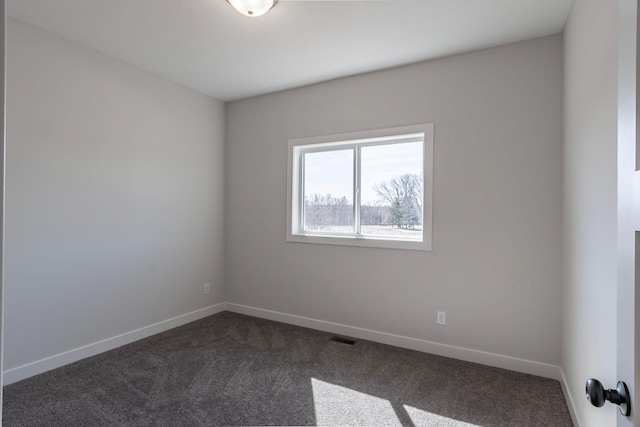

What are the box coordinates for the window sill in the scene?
[286,233,432,251]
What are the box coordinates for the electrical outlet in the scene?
[204,283,211,294]
[437,311,446,325]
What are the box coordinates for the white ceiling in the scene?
[7,0,573,102]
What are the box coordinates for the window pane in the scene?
[360,142,423,240]
[303,149,354,233]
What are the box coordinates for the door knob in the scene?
[585,378,631,416]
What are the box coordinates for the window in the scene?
[287,123,433,250]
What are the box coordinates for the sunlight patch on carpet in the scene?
[404,404,480,426]
[311,378,402,426]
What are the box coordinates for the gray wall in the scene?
[0,0,6,417]
[226,36,564,366]
[562,0,619,425]
[4,19,226,371]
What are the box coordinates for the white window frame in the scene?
[286,123,433,251]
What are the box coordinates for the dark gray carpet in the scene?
[3,311,573,426]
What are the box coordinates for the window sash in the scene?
[296,135,425,239]
[286,123,433,251]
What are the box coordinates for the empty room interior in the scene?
[0,0,637,426]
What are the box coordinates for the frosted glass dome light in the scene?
[227,0,277,17]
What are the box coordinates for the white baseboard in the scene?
[4,301,566,395]
[559,368,581,426]
[226,302,563,381]
[2,303,227,385]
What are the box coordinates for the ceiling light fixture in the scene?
[227,0,277,17]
